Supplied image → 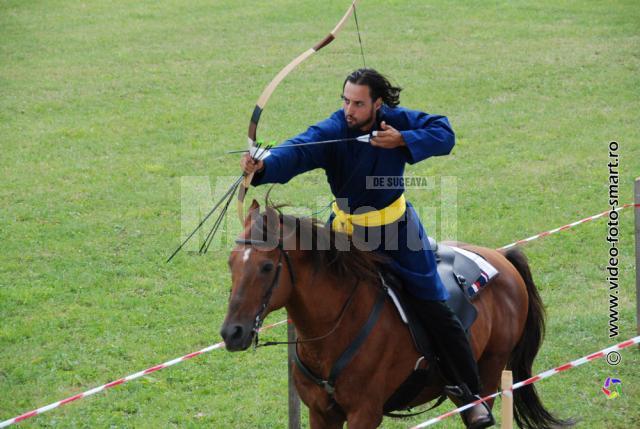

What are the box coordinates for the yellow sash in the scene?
[331,194,407,235]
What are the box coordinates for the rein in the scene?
[259,280,360,348]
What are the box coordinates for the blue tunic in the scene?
[252,105,455,300]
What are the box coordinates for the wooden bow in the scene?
[236,0,363,223]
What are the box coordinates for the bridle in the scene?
[234,238,295,348]
[233,237,360,349]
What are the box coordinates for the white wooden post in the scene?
[501,370,513,429]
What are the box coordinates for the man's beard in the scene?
[345,106,377,131]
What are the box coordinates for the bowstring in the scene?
[353,3,366,68]
[306,3,369,218]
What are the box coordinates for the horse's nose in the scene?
[220,323,246,350]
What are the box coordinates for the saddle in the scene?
[384,238,498,337]
[379,238,499,415]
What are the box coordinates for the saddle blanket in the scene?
[452,247,498,298]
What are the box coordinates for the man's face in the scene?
[342,82,382,132]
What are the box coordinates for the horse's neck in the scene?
[285,266,377,358]
[285,268,350,337]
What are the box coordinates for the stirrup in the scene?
[461,398,495,429]
[444,384,495,429]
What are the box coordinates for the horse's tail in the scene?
[503,248,575,429]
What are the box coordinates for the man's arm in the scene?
[245,114,343,186]
[393,109,455,164]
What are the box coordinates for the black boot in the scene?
[447,383,496,429]
[410,298,495,429]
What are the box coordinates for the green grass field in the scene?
[1,0,639,427]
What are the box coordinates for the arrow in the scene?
[226,132,377,154]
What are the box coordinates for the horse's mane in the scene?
[250,202,387,284]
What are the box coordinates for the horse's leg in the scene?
[476,351,511,409]
[309,408,345,429]
[345,407,383,429]
[295,371,346,429]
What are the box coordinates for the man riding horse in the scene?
[240,68,494,429]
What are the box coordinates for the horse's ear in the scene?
[244,199,261,228]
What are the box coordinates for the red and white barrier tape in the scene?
[410,335,640,428]
[0,319,288,428]
[498,203,638,250]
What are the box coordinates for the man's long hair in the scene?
[343,68,402,107]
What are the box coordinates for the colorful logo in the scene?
[601,377,622,399]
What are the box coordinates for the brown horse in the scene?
[220,201,571,428]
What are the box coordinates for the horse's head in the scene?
[220,200,297,351]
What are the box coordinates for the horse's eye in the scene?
[260,261,275,273]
